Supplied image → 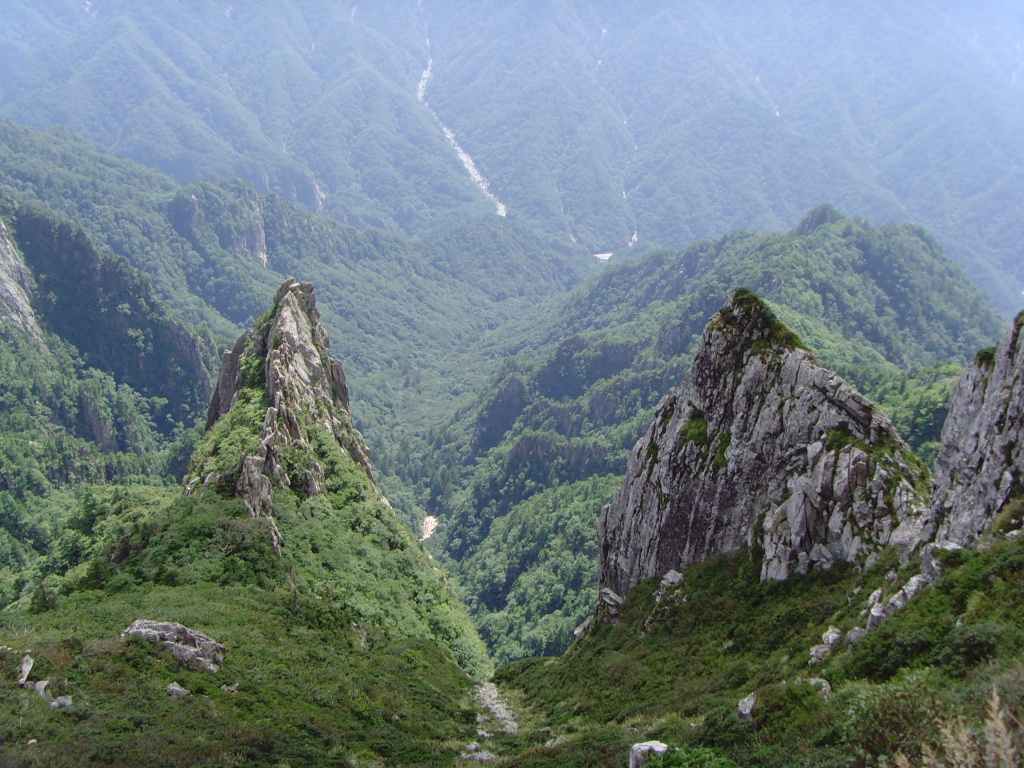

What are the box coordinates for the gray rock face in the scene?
[189,280,375,550]
[846,627,868,645]
[122,620,226,673]
[599,291,930,597]
[630,741,669,768]
[0,219,44,343]
[931,314,1024,545]
[17,654,33,686]
[737,692,758,720]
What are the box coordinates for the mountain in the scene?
[431,208,1003,664]
[1,1,1022,314]
[496,297,1024,768]
[0,279,492,767]
[0,191,197,512]
[598,290,930,598]
[0,117,593,531]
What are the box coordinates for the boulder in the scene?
[867,603,886,631]
[846,627,868,645]
[822,626,842,647]
[122,620,225,673]
[737,692,758,720]
[573,615,593,639]
[808,644,831,665]
[798,677,832,698]
[17,654,32,686]
[597,588,624,621]
[885,575,929,617]
[920,541,963,582]
[661,570,683,587]
[630,741,669,768]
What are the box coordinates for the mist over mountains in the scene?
[1,0,1022,313]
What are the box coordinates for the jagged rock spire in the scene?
[187,279,374,551]
[598,289,930,598]
[931,313,1024,545]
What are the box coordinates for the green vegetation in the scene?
[1,3,1022,313]
[860,365,965,463]
[0,583,481,767]
[975,347,997,371]
[680,411,710,447]
[452,476,620,666]
[721,288,808,354]
[0,275,493,764]
[0,117,597,535]
[498,536,1024,767]
[648,747,741,768]
[6,202,214,431]
[0,5,1020,763]
[432,211,1002,664]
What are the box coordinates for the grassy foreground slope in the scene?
[497,534,1024,768]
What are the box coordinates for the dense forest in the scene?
[1,1,1022,313]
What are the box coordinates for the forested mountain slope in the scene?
[423,0,1024,314]
[0,119,588,529]
[0,200,214,605]
[1,1,1021,313]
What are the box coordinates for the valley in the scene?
[0,1,1023,766]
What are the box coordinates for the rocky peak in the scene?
[598,290,930,598]
[187,279,373,550]
[0,218,44,343]
[930,313,1024,545]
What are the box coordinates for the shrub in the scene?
[839,670,943,763]
[648,745,742,768]
[894,689,1020,768]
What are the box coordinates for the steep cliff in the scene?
[186,279,374,549]
[0,218,43,343]
[930,313,1024,545]
[599,290,930,597]
[12,204,214,430]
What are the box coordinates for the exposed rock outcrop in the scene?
[0,219,44,343]
[599,290,930,598]
[930,313,1024,545]
[630,741,669,768]
[187,279,374,550]
[122,620,226,673]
